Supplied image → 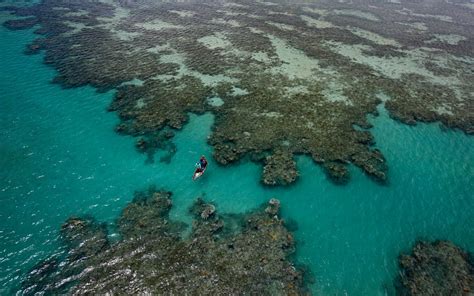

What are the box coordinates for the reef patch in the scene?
[18,187,307,295]
[396,240,473,295]
[3,0,473,184]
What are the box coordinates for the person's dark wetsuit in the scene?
[199,157,208,170]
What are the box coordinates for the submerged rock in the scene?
[262,149,299,186]
[118,188,185,240]
[265,198,281,216]
[21,216,109,295]
[322,161,350,184]
[19,188,308,295]
[20,258,60,295]
[200,204,216,220]
[60,216,109,260]
[3,17,38,30]
[396,240,473,296]
[133,130,177,164]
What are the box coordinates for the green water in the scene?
[1,21,473,295]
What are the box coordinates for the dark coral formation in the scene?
[20,216,109,295]
[262,149,299,186]
[3,0,473,184]
[396,240,474,296]
[19,188,307,295]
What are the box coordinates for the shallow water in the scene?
[1,21,473,295]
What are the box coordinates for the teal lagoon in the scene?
[1,20,473,295]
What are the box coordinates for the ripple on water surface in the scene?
[0,21,473,295]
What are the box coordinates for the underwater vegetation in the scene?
[19,188,307,295]
[2,0,472,185]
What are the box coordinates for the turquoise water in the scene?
[1,19,473,295]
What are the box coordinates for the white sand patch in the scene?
[231,86,249,96]
[113,29,141,41]
[350,27,401,47]
[302,7,329,16]
[326,41,461,86]
[425,34,467,45]
[460,3,474,10]
[198,73,237,87]
[207,96,224,107]
[157,51,187,77]
[53,7,70,11]
[249,27,265,34]
[333,9,380,21]
[396,8,453,22]
[135,20,183,31]
[169,10,195,17]
[268,11,294,16]
[94,4,138,41]
[256,0,278,6]
[268,35,351,105]
[301,15,335,29]
[219,10,246,16]
[285,85,309,96]
[252,51,272,63]
[400,21,428,31]
[146,43,171,54]
[63,21,87,35]
[120,78,144,87]
[97,6,130,25]
[261,111,283,118]
[95,5,133,41]
[433,104,454,116]
[266,21,296,31]
[321,81,352,105]
[64,10,89,17]
[269,35,321,80]
[155,49,237,87]
[210,18,241,27]
[198,33,232,50]
[375,92,391,102]
[222,2,247,8]
[135,98,146,109]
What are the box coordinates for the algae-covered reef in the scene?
[19,188,307,295]
[3,0,473,184]
[395,240,474,296]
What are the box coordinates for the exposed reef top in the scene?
[396,240,473,296]
[3,0,473,184]
[19,188,307,295]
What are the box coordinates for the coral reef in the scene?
[261,149,299,186]
[19,188,307,295]
[396,240,474,296]
[3,0,473,184]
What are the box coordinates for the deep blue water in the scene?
[1,16,473,295]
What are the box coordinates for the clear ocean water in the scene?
[1,19,473,295]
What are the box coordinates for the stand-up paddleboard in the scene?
[192,165,206,181]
